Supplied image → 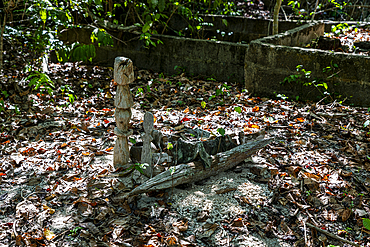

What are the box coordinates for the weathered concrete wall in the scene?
[245,21,370,105]
[56,16,305,83]
[323,21,365,33]
[260,22,325,46]
[56,16,370,105]
[95,33,248,83]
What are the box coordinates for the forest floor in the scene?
[0,60,370,247]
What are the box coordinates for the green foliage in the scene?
[67,94,75,105]
[328,0,348,9]
[167,142,173,150]
[69,226,83,236]
[91,29,114,47]
[56,43,96,63]
[281,63,340,102]
[364,218,370,230]
[217,128,225,136]
[26,71,55,97]
[123,162,149,175]
[0,100,5,114]
[135,87,144,97]
[174,65,186,75]
[331,23,350,36]
[234,106,242,114]
[1,90,9,99]
[133,163,149,175]
[3,0,247,73]
[60,85,73,97]
[209,83,231,101]
[59,85,76,106]
[169,166,176,175]
[288,1,308,19]
[129,138,137,144]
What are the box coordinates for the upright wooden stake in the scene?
[141,112,154,177]
[114,57,134,168]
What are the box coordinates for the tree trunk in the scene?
[0,14,6,71]
[273,0,282,35]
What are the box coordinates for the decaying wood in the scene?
[113,57,134,168]
[129,138,273,196]
[141,112,154,177]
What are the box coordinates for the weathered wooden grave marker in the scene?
[141,112,154,177]
[114,57,134,168]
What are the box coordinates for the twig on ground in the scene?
[52,229,70,242]
[306,222,361,247]
[13,219,18,237]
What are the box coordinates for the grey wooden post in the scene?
[114,57,134,168]
[141,112,154,177]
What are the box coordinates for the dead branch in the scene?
[129,138,274,196]
[306,222,361,247]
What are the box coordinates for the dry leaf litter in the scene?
[0,62,370,246]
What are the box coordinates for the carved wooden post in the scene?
[114,57,134,168]
[141,112,154,177]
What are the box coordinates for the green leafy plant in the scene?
[140,32,163,48]
[14,106,20,115]
[174,65,186,75]
[69,226,83,236]
[217,128,225,136]
[234,106,242,114]
[363,218,370,230]
[1,90,9,98]
[135,87,144,97]
[209,83,231,101]
[133,163,149,175]
[281,63,341,102]
[331,23,350,36]
[167,142,173,150]
[169,167,176,175]
[67,94,75,105]
[288,1,308,19]
[55,43,96,65]
[124,163,148,175]
[91,28,114,47]
[60,85,76,106]
[0,100,5,113]
[129,138,136,144]
[27,71,55,97]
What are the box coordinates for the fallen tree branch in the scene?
[306,222,361,247]
[86,7,140,33]
[129,138,273,196]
